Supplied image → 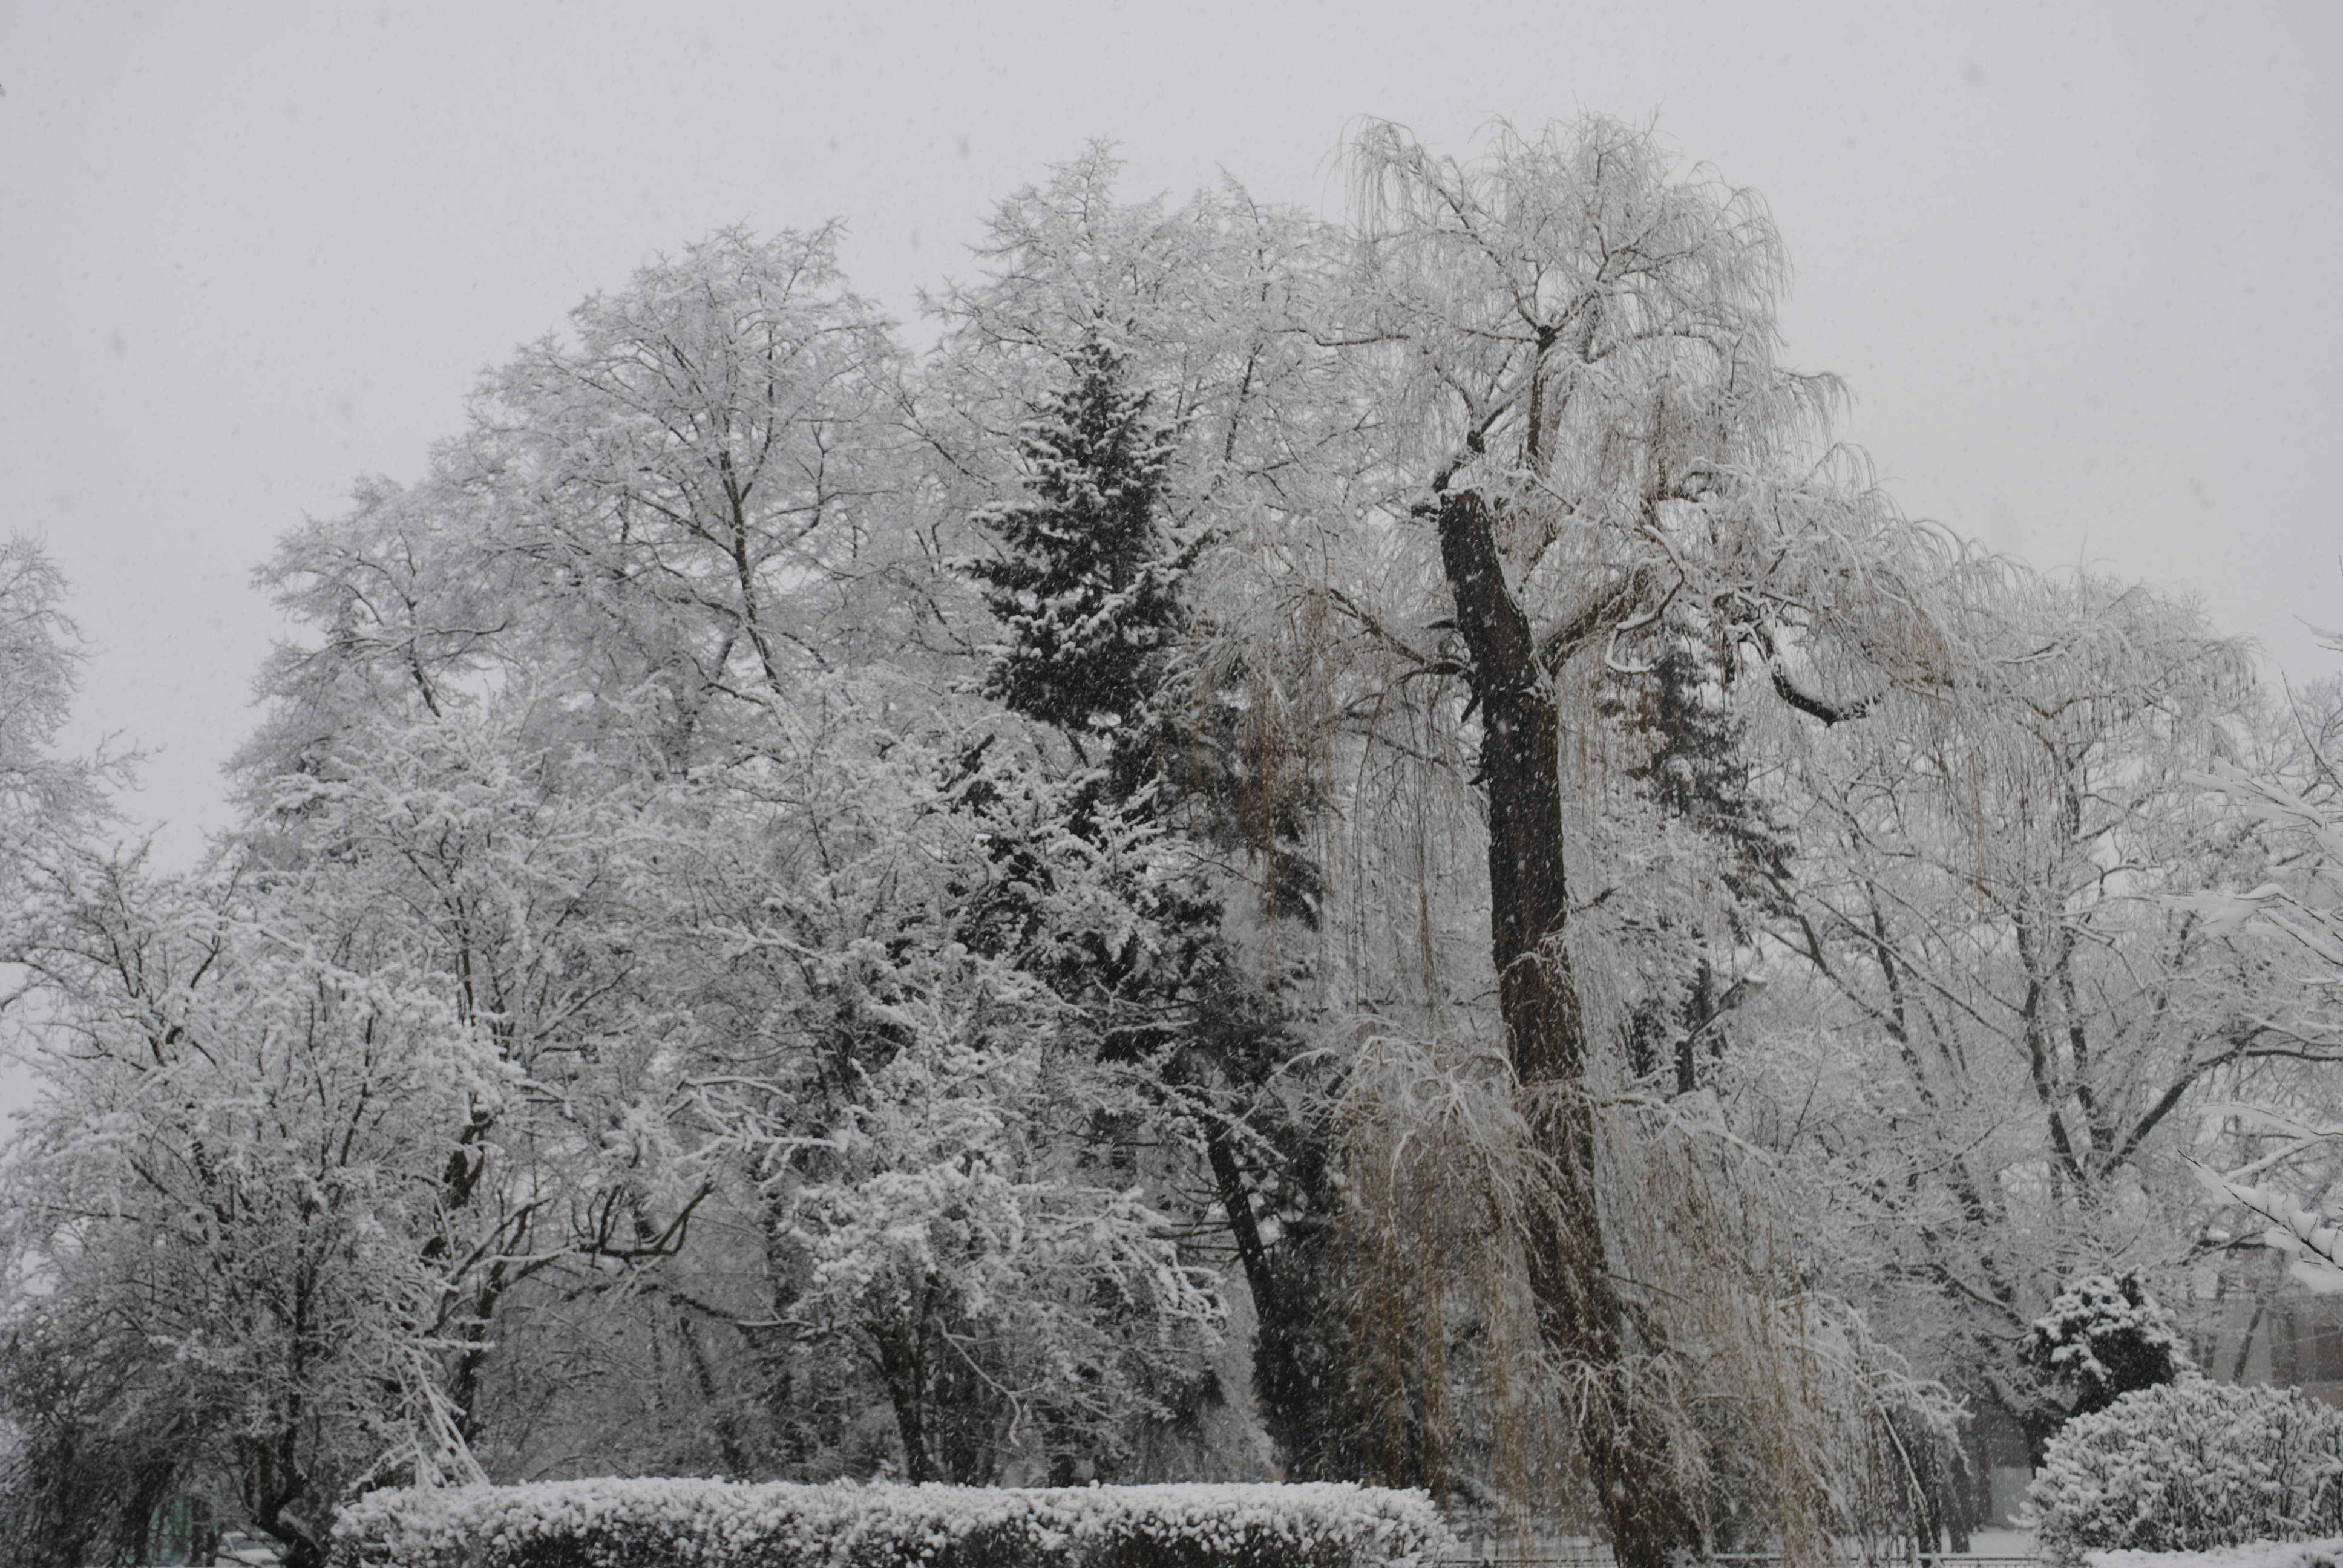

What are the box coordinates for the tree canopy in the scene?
[2,120,2331,1568]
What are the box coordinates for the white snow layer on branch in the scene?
[2192,1159,2343,1293]
[2178,763,2343,960]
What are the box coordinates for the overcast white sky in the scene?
[5,1,2340,863]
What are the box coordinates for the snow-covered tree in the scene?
[0,535,110,930]
[965,341,1188,763]
[939,165,1368,1481]
[777,956,1222,1484]
[1,858,498,1567]
[238,702,717,1455]
[2174,720,2343,1321]
[677,678,1230,1483]
[243,226,916,789]
[923,143,1366,527]
[1274,115,1983,1565]
[929,145,1355,917]
[1590,632,1792,1094]
[1736,575,2278,1453]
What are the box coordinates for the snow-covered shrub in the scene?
[2025,1273,2197,1418]
[329,1480,1449,1568]
[2084,1540,2343,1568]
[2031,1381,2343,1563]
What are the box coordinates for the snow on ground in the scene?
[1970,1529,2041,1557]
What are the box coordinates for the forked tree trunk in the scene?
[1437,489,1688,1568]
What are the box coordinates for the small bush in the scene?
[328,1480,1448,1568]
[2031,1380,2343,1563]
[2025,1273,2196,1419]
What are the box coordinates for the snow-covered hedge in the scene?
[2033,1381,2343,1563]
[329,1479,1449,1568]
[2085,1539,2343,1568]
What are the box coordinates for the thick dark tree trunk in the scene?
[1436,489,1688,1568]
[873,1318,934,1483]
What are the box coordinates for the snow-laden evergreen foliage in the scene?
[2025,1273,2197,1419]
[966,341,1192,762]
[2031,1382,2343,1563]
[330,1480,1447,1568]
[955,323,1359,1484]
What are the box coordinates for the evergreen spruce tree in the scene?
[957,341,1215,1039]
[966,341,1193,795]
[963,343,1363,1483]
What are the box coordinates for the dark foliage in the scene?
[2024,1272,2195,1422]
[966,342,1192,773]
[0,1325,183,1568]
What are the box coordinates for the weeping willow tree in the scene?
[1334,1030,1965,1553]
[1194,117,1997,1567]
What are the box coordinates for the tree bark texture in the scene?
[1436,489,1688,1568]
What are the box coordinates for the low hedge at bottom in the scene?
[329,1479,1449,1568]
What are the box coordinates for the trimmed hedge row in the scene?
[330,1480,1449,1568]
